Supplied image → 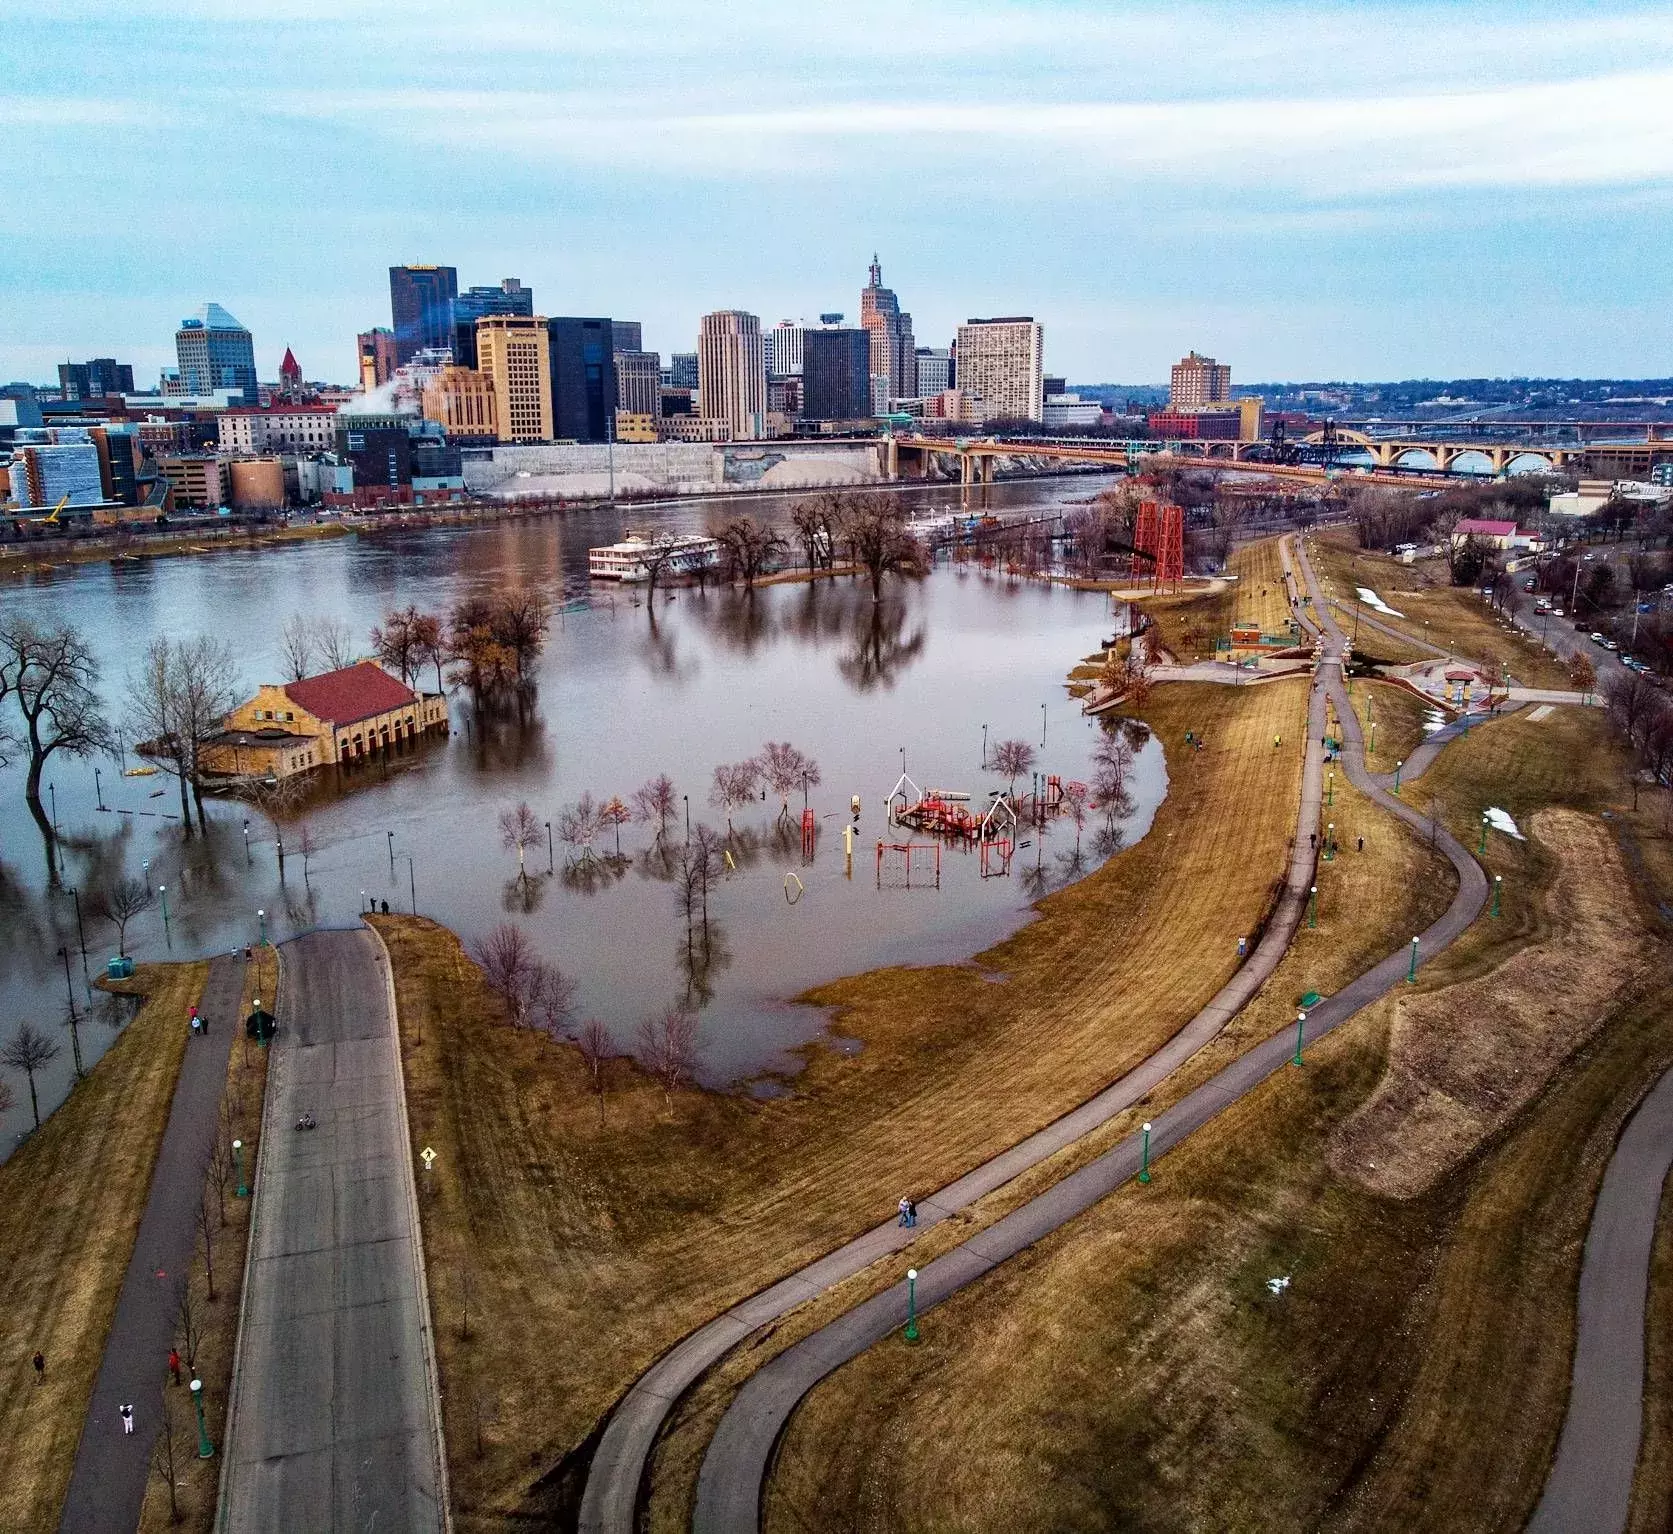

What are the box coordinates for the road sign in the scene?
[419,1147,437,1170]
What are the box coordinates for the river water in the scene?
[0,474,1167,1153]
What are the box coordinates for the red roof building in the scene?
[284,662,420,725]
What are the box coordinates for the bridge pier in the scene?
[884,436,899,481]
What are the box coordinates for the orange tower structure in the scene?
[1131,499,1159,581]
[1155,501,1184,591]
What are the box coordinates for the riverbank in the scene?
[373,676,1307,1525]
[0,519,349,580]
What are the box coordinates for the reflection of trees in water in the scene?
[676,919,732,1012]
[636,840,682,885]
[279,884,320,935]
[502,872,548,914]
[701,589,774,656]
[462,693,552,778]
[88,987,141,1033]
[1090,821,1126,862]
[560,853,630,897]
[638,611,697,683]
[837,600,926,692]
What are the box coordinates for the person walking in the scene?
[897,1196,911,1228]
[906,1198,918,1228]
[32,1351,44,1384]
[168,1347,181,1386]
[119,1403,134,1435]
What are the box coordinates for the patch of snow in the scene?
[1486,807,1525,840]
[1266,1275,1291,1296]
[1358,586,1406,619]
[1422,709,1447,734]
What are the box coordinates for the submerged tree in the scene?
[710,759,762,833]
[498,801,544,882]
[127,634,240,836]
[3,1021,62,1129]
[598,795,633,856]
[990,738,1036,800]
[836,492,927,601]
[632,774,679,844]
[758,741,821,823]
[104,875,152,956]
[707,512,789,590]
[556,793,600,866]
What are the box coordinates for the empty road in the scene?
[217,928,447,1532]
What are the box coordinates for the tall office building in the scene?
[1169,351,1231,409]
[476,315,552,443]
[697,311,765,439]
[668,352,699,390]
[614,350,663,417]
[451,278,533,368]
[766,320,805,377]
[914,348,952,396]
[422,366,498,442]
[175,303,258,403]
[859,256,916,404]
[954,317,1044,423]
[612,321,643,353]
[357,328,399,389]
[57,358,134,400]
[547,318,617,442]
[388,265,458,364]
[801,328,871,421]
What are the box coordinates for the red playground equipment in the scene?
[876,840,942,888]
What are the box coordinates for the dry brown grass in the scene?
[374,677,1310,1527]
[1139,585,1237,662]
[761,701,1673,1534]
[1306,529,1571,687]
[0,961,207,1534]
[135,949,272,1533]
[1340,677,1435,772]
[1227,535,1295,635]
[1333,809,1654,1197]
[1632,1172,1673,1534]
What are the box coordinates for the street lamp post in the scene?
[406,855,416,914]
[683,794,690,838]
[1407,935,1419,983]
[387,830,395,873]
[233,1138,247,1197]
[1293,1009,1307,1067]
[1324,824,1335,862]
[904,1268,920,1344]
[982,723,988,768]
[242,819,251,864]
[70,886,87,963]
[1138,1120,1152,1184]
[1479,812,1489,855]
[189,1378,213,1459]
[49,781,58,834]
[1041,702,1047,747]
[94,766,104,811]
[1491,874,1502,918]
[257,908,266,946]
[1308,884,1318,928]
[545,820,553,874]
[1326,770,1334,807]
[158,886,171,944]
[1393,759,1403,795]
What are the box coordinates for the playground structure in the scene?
[886,773,1024,843]
[876,840,942,889]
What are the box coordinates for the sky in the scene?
[3,0,1672,387]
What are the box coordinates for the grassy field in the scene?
[1141,585,1236,662]
[372,677,1311,1527]
[136,947,272,1532]
[0,961,207,1534]
[1305,529,1571,688]
[1338,678,1438,774]
[762,702,1673,1533]
[1226,535,1295,635]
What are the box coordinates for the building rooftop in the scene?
[283,661,419,726]
[1454,518,1520,536]
[180,303,247,332]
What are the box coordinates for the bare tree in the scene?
[758,741,821,822]
[195,1185,217,1300]
[127,635,240,835]
[527,963,577,1040]
[707,512,789,589]
[574,1018,611,1126]
[710,759,762,832]
[151,1386,185,1524]
[638,541,678,607]
[297,823,315,887]
[491,590,552,682]
[105,875,151,955]
[278,614,314,682]
[1063,779,1090,853]
[3,1022,61,1128]
[790,494,837,573]
[636,1003,700,1113]
[207,1132,233,1226]
[632,774,678,843]
[315,616,356,672]
[555,793,600,867]
[990,738,1036,799]
[370,605,422,684]
[411,610,447,695]
[174,635,241,831]
[471,923,569,1034]
[0,616,111,868]
[173,1273,204,1373]
[498,801,543,882]
[836,493,926,601]
[598,795,632,857]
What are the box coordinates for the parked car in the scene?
[1602,639,1620,652]
[1589,631,1607,643]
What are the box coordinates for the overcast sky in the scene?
[4,0,1672,386]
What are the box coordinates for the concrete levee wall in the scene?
[460,441,884,500]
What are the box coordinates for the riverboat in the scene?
[587,532,723,582]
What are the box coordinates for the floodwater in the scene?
[0,475,1168,1153]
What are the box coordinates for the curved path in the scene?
[690,537,1488,1533]
[579,563,1334,1533]
[1528,1067,1673,1534]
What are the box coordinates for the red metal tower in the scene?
[1155,502,1184,591]
[1131,499,1159,581]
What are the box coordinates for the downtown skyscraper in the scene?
[698,310,766,440]
[859,256,915,408]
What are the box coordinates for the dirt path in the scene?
[58,956,241,1534]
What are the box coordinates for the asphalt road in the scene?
[1528,1065,1673,1534]
[579,557,1333,1534]
[59,956,243,1534]
[216,928,446,1533]
[689,535,1488,1533]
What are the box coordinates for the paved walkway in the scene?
[1327,597,1450,658]
[578,573,1331,1533]
[60,955,243,1534]
[1528,1066,1673,1534]
[217,928,447,1532]
[688,536,1489,1533]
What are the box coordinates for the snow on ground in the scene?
[1422,709,1447,735]
[1358,587,1406,618]
[1486,807,1525,840]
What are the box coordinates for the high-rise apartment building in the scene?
[421,366,498,442]
[954,317,1044,423]
[801,328,871,421]
[859,256,916,404]
[476,315,552,443]
[175,304,258,404]
[547,318,617,442]
[697,311,766,440]
[1169,351,1231,409]
[766,320,805,377]
[914,348,952,396]
[612,321,643,353]
[357,328,398,389]
[614,350,663,418]
[57,358,134,400]
[451,278,533,368]
[388,265,458,364]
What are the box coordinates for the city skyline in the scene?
[3,0,1673,384]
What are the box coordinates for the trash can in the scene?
[106,956,136,980]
